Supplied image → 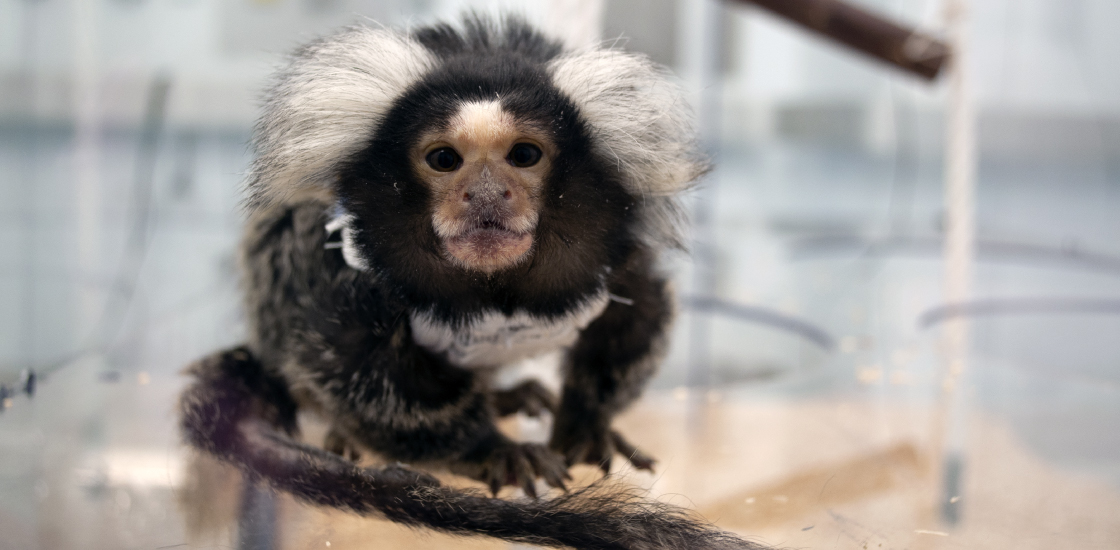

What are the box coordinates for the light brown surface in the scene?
[253,391,1120,550]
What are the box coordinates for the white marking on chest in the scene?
[410,292,610,369]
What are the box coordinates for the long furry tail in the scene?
[179,347,763,550]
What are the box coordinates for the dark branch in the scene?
[735,0,949,80]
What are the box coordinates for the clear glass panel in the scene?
[1,0,1117,549]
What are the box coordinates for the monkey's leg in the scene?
[551,255,668,473]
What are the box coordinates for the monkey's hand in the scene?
[492,382,655,469]
[550,417,657,473]
[491,380,557,418]
[451,433,570,498]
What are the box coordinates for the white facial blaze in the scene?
[451,101,516,148]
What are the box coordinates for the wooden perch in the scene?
[734,0,949,80]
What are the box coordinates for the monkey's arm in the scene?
[550,253,671,471]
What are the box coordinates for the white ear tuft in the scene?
[548,48,708,248]
[247,27,435,210]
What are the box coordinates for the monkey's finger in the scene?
[504,450,535,498]
[563,441,591,467]
[515,453,535,484]
[527,447,569,491]
[487,459,505,496]
[588,436,614,474]
[525,381,558,414]
[597,453,613,475]
[542,468,568,492]
[611,430,656,471]
[552,452,574,484]
[522,398,544,417]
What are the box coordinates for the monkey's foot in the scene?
[491,380,557,418]
[551,426,657,474]
[453,438,570,498]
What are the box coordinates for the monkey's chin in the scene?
[444,229,533,273]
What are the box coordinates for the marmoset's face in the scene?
[412,101,554,274]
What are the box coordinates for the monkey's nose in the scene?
[462,184,513,202]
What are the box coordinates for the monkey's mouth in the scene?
[443,218,534,272]
[454,219,531,250]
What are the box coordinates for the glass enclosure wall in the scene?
[1,0,1118,548]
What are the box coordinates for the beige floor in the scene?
[178,390,1120,550]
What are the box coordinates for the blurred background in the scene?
[1,0,1119,548]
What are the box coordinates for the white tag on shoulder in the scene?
[325,205,371,271]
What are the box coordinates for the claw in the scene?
[520,477,538,498]
[488,457,510,499]
[611,430,656,471]
[598,454,612,475]
[564,440,590,467]
[489,478,501,496]
[530,448,569,491]
[549,473,568,492]
[553,426,659,475]
[515,453,537,498]
[457,440,571,498]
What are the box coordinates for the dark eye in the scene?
[508,143,542,168]
[425,147,461,172]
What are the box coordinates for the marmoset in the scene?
[180,15,758,550]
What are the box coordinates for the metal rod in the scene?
[732,0,950,80]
